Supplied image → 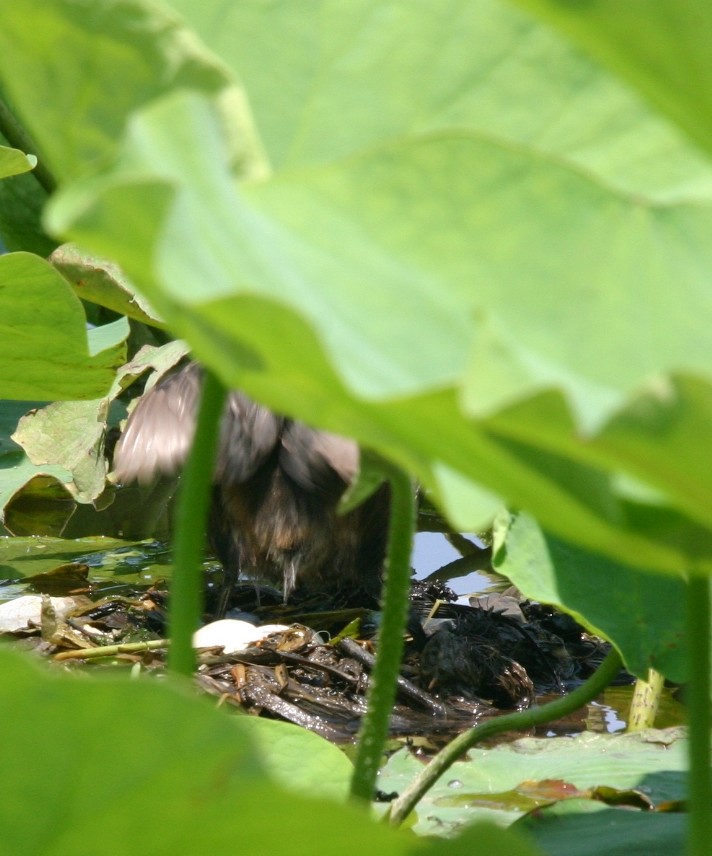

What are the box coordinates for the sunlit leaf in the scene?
[40,86,712,574]
[492,511,691,681]
[0,0,267,183]
[0,649,412,855]
[0,253,128,400]
[13,400,109,503]
[5,0,703,575]
[510,0,712,160]
[0,142,35,179]
[379,728,686,837]
[50,244,163,327]
[0,648,540,855]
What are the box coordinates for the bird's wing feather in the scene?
[215,391,282,485]
[113,362,202,484]
[114,362,283,486]
[279,422,359,497]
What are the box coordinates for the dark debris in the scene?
[11,575,621,744]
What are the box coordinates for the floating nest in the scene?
[11,569,617,744]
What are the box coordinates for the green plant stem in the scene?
[350,469,415,803]
[686,574,711,856]
[166,369,227,678]
[387,647,623,827]
[0,97,56,194]
[628,668,664,732]
[54,639,168,661]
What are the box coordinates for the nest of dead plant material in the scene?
[10,574,616,744]
[415,586,609,709]
[194,630,485,743]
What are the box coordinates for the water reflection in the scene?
[411,531,501,599]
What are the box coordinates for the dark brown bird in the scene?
[113,362,389,610]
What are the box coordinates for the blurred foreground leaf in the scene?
[0,648,541,855]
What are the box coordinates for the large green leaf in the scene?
[0,0,266,184]
[492,511,690,681]
[0,403,71,535]
[5,0,710,405]
[510,0,712,159]
[517,801,685,856]
[12,400,110,503]
[48,115,712,570]
[479,377,712,545]
[168,0,712,196]
[0,535,142,579]
[162,0,712,410]
[0,647,542,855]
[0,249,130,525]
[0,253,128,400]
[0,649,392,855]
[2,0,712,579]
[379,729,687,839]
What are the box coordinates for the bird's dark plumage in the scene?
[113,362,389,604]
